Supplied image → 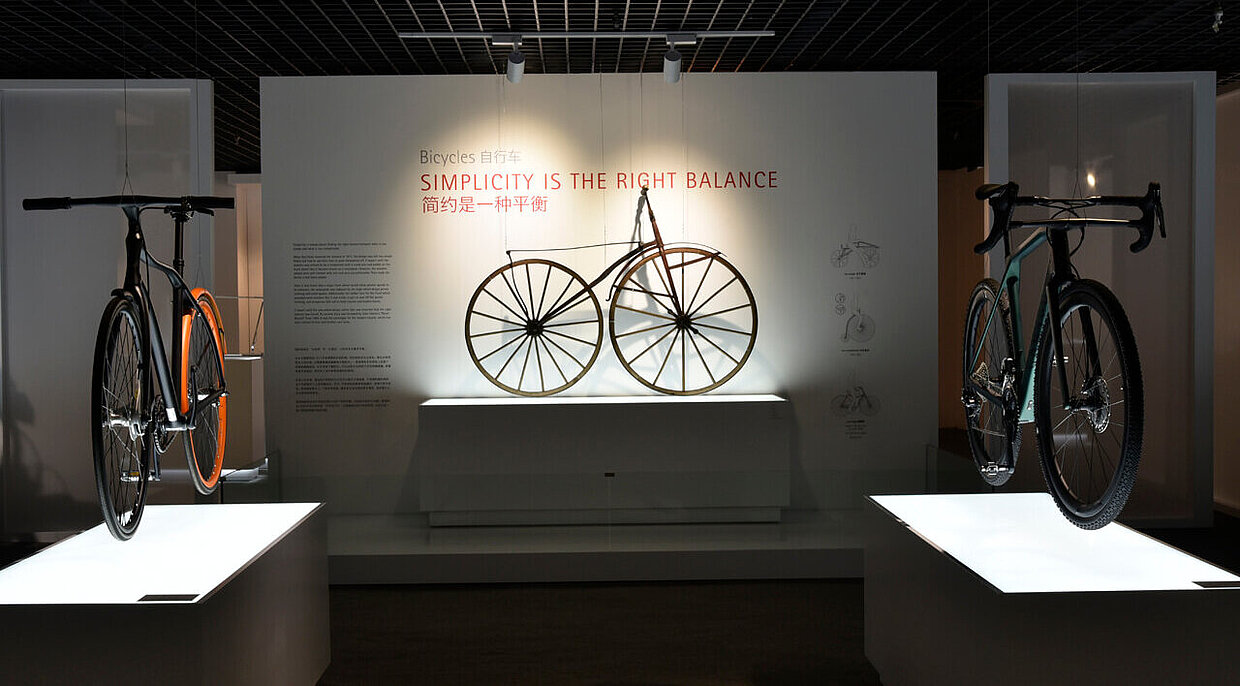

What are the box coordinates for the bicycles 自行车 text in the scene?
[464,187,758,396]
[961,181,1164,529]
[24,195,232,540]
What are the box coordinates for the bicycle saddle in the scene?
[975,183,1012,200]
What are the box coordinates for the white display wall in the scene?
[261,72,937,518]
[0,80,215,537]
[985,72,1215,525]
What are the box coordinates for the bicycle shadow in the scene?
[2,387,98,537]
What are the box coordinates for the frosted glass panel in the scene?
[1002,79,1196,521]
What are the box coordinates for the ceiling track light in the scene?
[399,30,774,83]
[507,50,525,84]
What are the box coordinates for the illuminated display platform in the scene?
[865,493,1240,686]
[870,492,1240,593]
[416,394,791,526]
[0,503,328,685]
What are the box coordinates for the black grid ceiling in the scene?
[2,1,1235,173]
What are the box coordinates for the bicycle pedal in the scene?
[120,471,143,483]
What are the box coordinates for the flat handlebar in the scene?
[23,195,234,213]
[974,182,1164,255]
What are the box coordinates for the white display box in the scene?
[865,493,1240,685]
[416,394,791,526]
[0,503,328,685]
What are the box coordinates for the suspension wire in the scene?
[1071,0,1083,200]
[121,0,133,197]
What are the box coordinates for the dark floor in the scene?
[2,511,1237,685]
[320,579,879,686]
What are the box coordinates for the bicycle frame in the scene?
[119,205,225,441]
[528,188,717,323]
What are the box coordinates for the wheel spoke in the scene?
[629,325,678,363]
[472,309,521,326]
[693,321,753,337]
[470,327,527,338]
[653,329,681,386]
[545,328,598,348]
[499,268,530,319]
[539,337,569,385]
[613,304,676,322]
[483,287,528,323]
[535,262,552,319]
[694,327,741,365]
[477,331,527,363]
[686,254,714,314]
[542,332,588,370]
[615,321,675,339]
[687,276,739,319]
[693,302,752,321]
[686,329,716,385]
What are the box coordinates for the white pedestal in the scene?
[865,493,1240,685]
[416,394,791,526]
[0,503,328,685]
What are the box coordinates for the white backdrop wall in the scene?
[261,72,937,515]
[0,81,215,536]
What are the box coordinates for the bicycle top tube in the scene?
[974,181,1164,256]
[23,195,233,214]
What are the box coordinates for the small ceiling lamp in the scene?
[663,49,682,83]
[507,50,525,83]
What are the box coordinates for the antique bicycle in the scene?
[961,181,1163,529]
[24,195,232,540]
[465,188,757,396]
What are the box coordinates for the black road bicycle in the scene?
[24,195,232,540]
[961,181,1164,529]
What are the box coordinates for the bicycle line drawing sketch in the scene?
[464,188,758,396]
[840,306,875,343]
[830,226,880,270]
[831,384,882,417]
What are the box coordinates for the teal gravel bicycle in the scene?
[961,181,1164,529]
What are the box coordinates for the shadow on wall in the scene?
[3,388,98,537]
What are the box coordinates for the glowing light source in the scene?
[1086,172,1096,188]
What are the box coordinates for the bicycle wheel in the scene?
[830,247,849,269]
[465,259,602,396]
[858,244,880,269]
[610,247,757,395]
[180,289,227,495]
[858,391,881,416]
[1034,279,1143,529]
[92,296,150,540]
[961,278,1019,486]
[846,312,876,343]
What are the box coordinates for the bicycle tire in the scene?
[1034,279,1142,529]
[92,295,150,540]
[961,278,1019,486]
[180,289,227,495]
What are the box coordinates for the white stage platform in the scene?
[416,394,791,527]
[0,503,328,685]
[866,493,1240,685]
